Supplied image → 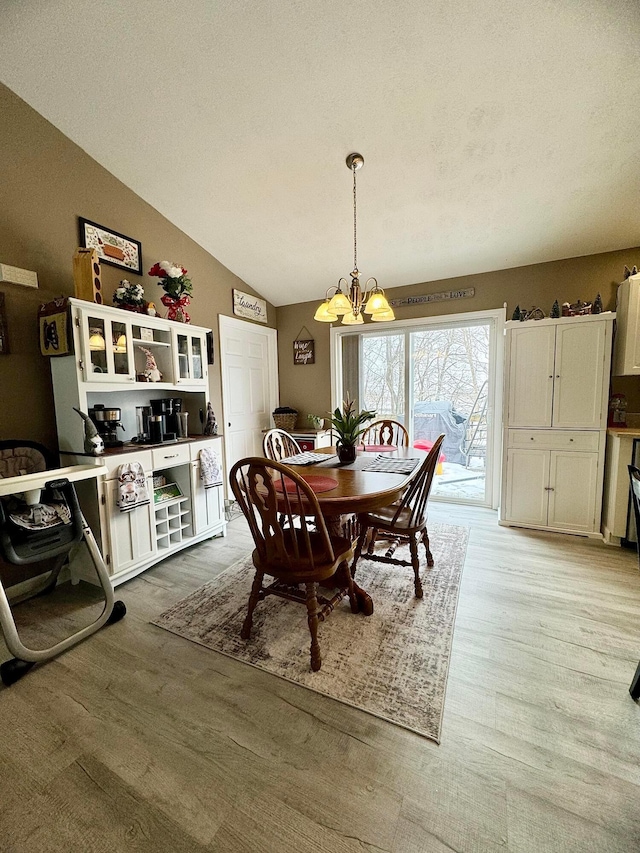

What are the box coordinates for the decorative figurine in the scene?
[511,305,521,321]
[203,402,218,436]
[624,265,638,280]
[562,299,592,317]
[550,300,560,318]
[146,302,157,317]
[138,346,162,382]
[73,407,104,455]
[522,307,545,321]
[593,293,603,314]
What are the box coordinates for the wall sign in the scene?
[389,287,475,308]
[293,339,315,365]
[0,293,8,354]
[233,289,268,323]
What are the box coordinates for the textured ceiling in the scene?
[1,0,639,306]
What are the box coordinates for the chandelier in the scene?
[314,153,394,325]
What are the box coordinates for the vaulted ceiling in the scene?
[1,1,639,306]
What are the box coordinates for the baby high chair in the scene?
[0,440,126,686]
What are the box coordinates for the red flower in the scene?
[181,267,187,275]
[148,262,167,278]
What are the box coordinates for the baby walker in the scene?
[0,441,126,686]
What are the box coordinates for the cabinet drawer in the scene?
[104,450,153,480]
[152,444,191,469]
[189,437,223,461]
[507,430,600,452]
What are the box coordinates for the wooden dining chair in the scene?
[361,419,409,448]
[229,457,357,671]
[263,428,302,461]
[351,435,445,598]
[627,465,640,700]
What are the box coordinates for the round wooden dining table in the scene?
[283,445,427,615]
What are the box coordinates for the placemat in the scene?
[280,451,337,465]
[362,455,420,474]
[274,475,338,494]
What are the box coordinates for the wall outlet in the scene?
[0,263,39,288]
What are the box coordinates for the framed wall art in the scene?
[79,217,143,275]
[293,327,315,365]
[0,293,8,354]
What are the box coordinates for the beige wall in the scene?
[0,83,275,449]
[277,247,640,421]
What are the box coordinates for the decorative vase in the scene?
[337,442,357,464]
[161,294,191,323]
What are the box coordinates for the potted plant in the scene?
[328,397,376,464]
[307,414,324,430]
[112,280,147,312]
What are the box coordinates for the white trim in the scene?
[218,314,279,497]
[330,307,506,509]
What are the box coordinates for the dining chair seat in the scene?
[252,531,353,582]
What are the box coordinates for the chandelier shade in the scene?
[314,153,393,325]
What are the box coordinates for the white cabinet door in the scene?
[105,478,156,573]
[172,330,208,386]
[78,306,135,383]
[192,463,223,534]
[548,451,599,533]
[552,322,606,429]
[613,276,640,376]
[507,326,556,427]
[503,449,550,526]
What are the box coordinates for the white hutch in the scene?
[500,312,615,537]
[50,298,226,586]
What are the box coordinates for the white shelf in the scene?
[132,338,171,347]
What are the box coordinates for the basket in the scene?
[273,413,297,431]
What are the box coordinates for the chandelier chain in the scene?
[353,163,357,272]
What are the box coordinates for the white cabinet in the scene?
[192,464,224,534]
[613,274,640,376]
[507,320,607,430]
[78,305,136,383]
[503,448,599,533]
[104,477,156,573]
[507,325,555,427]
[172,329,208,386]
[500,314,614,537]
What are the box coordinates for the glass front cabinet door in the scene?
[172,330,208,385]
[78,308,135,383]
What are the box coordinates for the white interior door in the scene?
[219,315,278,493]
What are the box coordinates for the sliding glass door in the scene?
[334,310,503,507]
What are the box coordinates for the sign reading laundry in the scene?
[233,289,268,323]
[389,287,475,308]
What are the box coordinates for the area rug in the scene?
[152,522,468,743]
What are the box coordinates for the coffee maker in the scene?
[149,398,181,442]
[89,405,125,448]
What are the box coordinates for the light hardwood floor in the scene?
[1,504,639,852]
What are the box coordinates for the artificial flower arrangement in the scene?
[112,280,146,312]
[148,261,193,322]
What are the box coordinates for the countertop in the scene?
[607,427,640,438]
[61,434,222,458]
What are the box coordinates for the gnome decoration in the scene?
[138,346,162,382]
[73,407,104,455]
[203,402,218,436]
[511,305,521,321]
[593,293,603,314]
[550,300,560,318]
